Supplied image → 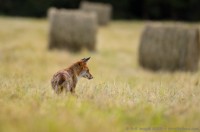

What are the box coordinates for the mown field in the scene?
[0,16,200,132]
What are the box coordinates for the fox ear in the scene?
[81,57,90,63]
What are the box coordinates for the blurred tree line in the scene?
[0,0,200,21]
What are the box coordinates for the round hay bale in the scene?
[80,1,112,26]
[48,8,98,52]
[139,23,200,71]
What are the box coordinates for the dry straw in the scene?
[80,1,112,26]
[48,8,98,52]
[139,22,200,71]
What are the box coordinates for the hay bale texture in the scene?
[80,1,112,25]
[139,23,200,71]
[48,8,98,52]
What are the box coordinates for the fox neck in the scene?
[71,68,82,81]
[66,64,83,81]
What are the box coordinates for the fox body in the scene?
[51,57,93,95]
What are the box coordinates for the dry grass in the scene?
[0,16,200,132]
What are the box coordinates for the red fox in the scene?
[51,57,93,95]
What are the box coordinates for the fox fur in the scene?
[51,57,93,95]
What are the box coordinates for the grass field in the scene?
[0,16,200,132]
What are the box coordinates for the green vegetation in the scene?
[0,17,200,132]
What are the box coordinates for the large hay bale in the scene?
[48,8,98,52]
[139,23,200,71]
[80,1,112,25]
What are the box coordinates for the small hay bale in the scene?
[80,1,112,25]
[139,23,200,71]
[48,8,98,52]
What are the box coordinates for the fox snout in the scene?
[88,74,93,80]
[85,73,93,80]
[81,71,93,80]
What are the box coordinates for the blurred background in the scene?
[0,0,200,21]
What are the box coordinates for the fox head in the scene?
[75,57,93,80]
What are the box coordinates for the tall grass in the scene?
[0,16,200,132]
